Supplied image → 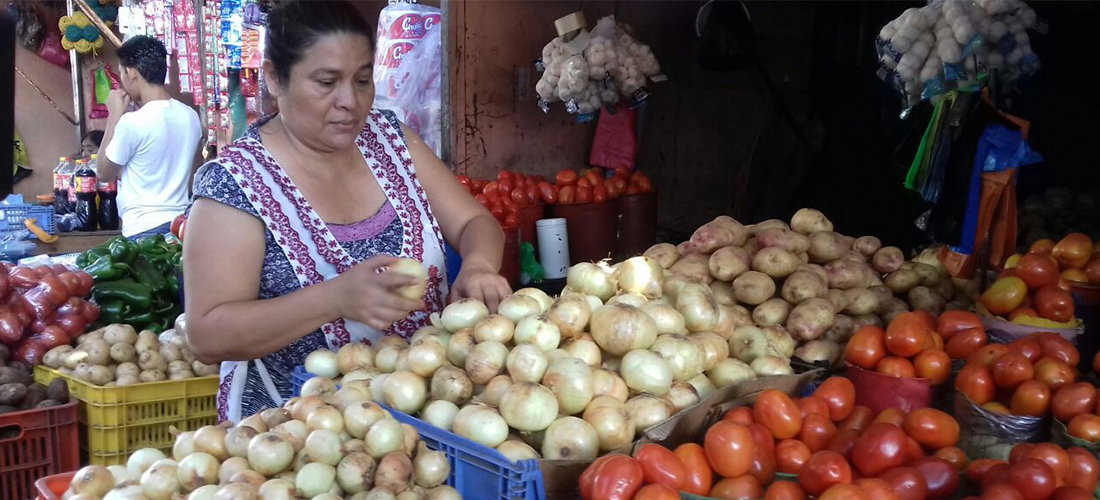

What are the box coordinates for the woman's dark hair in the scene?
[266,0,375,83]
[82,130,104,147]
[117,36,168,84]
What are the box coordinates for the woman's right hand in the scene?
[332,255,424,331]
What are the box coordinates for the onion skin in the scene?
[513,315,562,352]
[590,304,659,356]
[473,315,515,344]
[614,257,664,299]
[441,299,489,332]
[71,465,115,497]
[625,395,674,436]
[413,443,450,488]
[506,344,549,383]
[541,417,599,460]
[383,371,429,414]
[676,284,720,333]
[497,295,542,323]
[453,405,508,448]
[546,295,591,339]
[335,451,377,494]
[591,368,629,402]
[464,341,509,385]
[649,334,706,382]
[247,432,294,476]
[376,452,414,495]
[337,343,376,375]
[497,441,540,462]
[499,382,559,432]
[430,365,473,405]
[178,452,220,491]
[620,349,672,396]
[583,404,636,452]
[567,263,617,302]
[541,358,595,415]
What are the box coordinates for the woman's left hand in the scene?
[451,262,512,312]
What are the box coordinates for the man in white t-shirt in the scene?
[100,35,201,239]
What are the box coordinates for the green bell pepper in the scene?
[84,255,131,281]
[166,274,180,296]
[92,280,154,310]
[97,300,129,324]
[109,237,137,264]
[137,234,166,254]
[122,309,155,330]
[131,255,168,294]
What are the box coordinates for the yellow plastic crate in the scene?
[83,415,216,466]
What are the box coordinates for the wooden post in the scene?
[73,0,123,48]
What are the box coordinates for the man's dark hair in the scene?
[83,130,104,147]
[266,0,374,84]
[117,35,168,84]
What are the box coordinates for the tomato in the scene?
[633,484,678,500]
[498,178,515,197]
[1053,233,1092,270]
[559,185,576,204]
[746,423,777,485]
[968,343,1009,367]
[985,402,1012,414]
[537,181,558,204]
[1068,414,1100,442]
[776,439,812,474]
[507,187,526,207]
[584,170,602,187]
[578,177,592,190]
[934,447,969,472]
[1034,286,1075,323]
[914,350,951,386]
[555,170,578,186]
[885,313,932,358]
[1034,358,1075,392]
[903,408,959,450]
[827,429,861,462]
[1007,458,1057,500]
[1062,268,1089,284]
[576,186,593,204]
[1052,383,1098,423]
[1095,350,1100,377]
[980,277,1029,316]
[814,377,856,422]
[840,405,874,433]
[981,484,1026,500]
[956,364,996,404]
[878,466,928,500]
[1008,307,1039,322]
[709,475,763,500]
[754,389,803,440]
[171,214,186,239]
[605,180,620,199]
[877,357,916,378]
[993,351,1035,390]
[1030,239,1056,255]
[873,408,908,427]
[704,421,755,477]
[1034,333,1080,369]
[474,193,491,208]
[1010,444,1036,464]
[634,444,685,489]
[579,454,644,500]
[853,422,909,476]
[820,484,870,500]
[593,184,609,203]
[1016,254,1061,289]
[1065,447,1100,493]
[846,326,888,370]
[724,407,755,426]
[1010,380,1051,417]
[967,459,1009,484]
[856,478,900,500]
[798,397,831,419]
[524,184,539,205]
[674,443,713,496]
[1050,486,1093,500]
[764,481,807,500]
[801,451,852,496]
[946,328,988,359]
[1000,268,1020,280]
[1025,443,1070,481]
[502,212,521,228]
[498,171,514,182]
[1084,255,1100,285]
[800,413,838,453]
[938,311,983,340]
[913,457,960,500]
[905,435,925,464]
[929,332,945,351]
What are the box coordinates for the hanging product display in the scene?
[59,11,104,54]
[372,1,443,156]
[172,0,200,96]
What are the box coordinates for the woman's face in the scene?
[269,33,375,153]
[81,139,99,156]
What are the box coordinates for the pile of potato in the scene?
[0,344,71,415]
[40,324,218,387]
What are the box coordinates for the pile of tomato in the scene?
[966,442,1098,500]
[549,167,654,205]
[0,263,98,366]
[457,171,547,228]
[982,233,1100,324]
[844,311,958,384]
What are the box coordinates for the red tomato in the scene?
[956,364,996,404]
[993,351,1035,390]
[559,185,576,204]
[1010,444,1036,464]
[709,475,763,500]
[1050,486,1093,500]
[846,326,888,370]
[1064,267,1090,284]
[633,484,678,500]
[1007,458,1057,500]
[800,413,838,453]
[634,444,685,489]
[903,408,959,450]
[934,447,969,472]
[1035,333,1080,367]
[801,451,853,496]
[980,277,1029,317]
[497,171,514,181]
[524,184,539,205]
[827,429,861,462]
[1010,380,1051,417]
[1033,357,1075,392]
[905,436,925,464]
[555,170,577,186]
[747,422,776,455]
[856,478,900,500]
[764,481,807,500]
[914,350,951,386]
[877,357,916,378]
[798,397,831,419]
[576,186,593,204]
[610,177,628,195]
[984,462,1013,488]
[605,180,621,199]
[483,180,500,196]
[537,182,558,204]
[853,422,909,477]
[874,408,908,427]
[1029,239,1055,255]
[1016,254,1061,289]
[878,466,928,500]
[1025,443,1070,481]
[474,193,491,208]
[1084,255,1100,285]
[840,406,875,433]
[1068,414,1100,442]
[724,407,755,426]
[776,439,812,474]
[913,457,960,500]
[981,484,1025,500]
[489,204,506,221]
[704,421,755,478]
[820,484,870,500]
[635,176,653,192]
[593,184,609,203]
[885,313,932,358]
[510,188,527,207]
[577,177,592,190]
[967,459,1009,485]
[584,170,601,187]
[1053,383,1099,423]
[578,454,644,500]
[945,328,989,360]
[813,377,856,422]
[80,301,99,324]
[1034,285,1075,323]
[499,178,515,197]
[1065,447,1100,493]
[754,389,803,439]
[1008,337,1044,363]
[938,311,984,340]
[1053,233,1093,269]
[674,443,713,496]
[969,343,1010,367]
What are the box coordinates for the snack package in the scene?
[373,2,442,102]
[377,26,443,157]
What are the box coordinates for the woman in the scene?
[183,0,511,421]
[81,130,104,156]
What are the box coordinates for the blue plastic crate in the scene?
[0,204,57,235]
[291,366,546,500]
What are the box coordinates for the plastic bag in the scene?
[375,25,442,157]
[954,392,1045,461]
[373,2,441,102]
[35,23,69,68]
[589,103,637,170]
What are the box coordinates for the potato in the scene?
[0,383,27,406]
[794,340,842,366]
[852,236,882,256]
[798,252,810,263]
[852,314,883,329]
[741,239,759,256]
[73,363,93,383]
[752,247,800,278]
[751,219,789,235]
[43,345,74,369]
[823,314,856,343]
[732,271,776,306]
[168,360,191,374]
[843,288,880,316]
[670,253,714,285]
[790,208,833,235]
[728,305,754,331]
[709,281,736,306]
[138,351,167,372]
[824,289,851,313]
[685,216,748,254]
[752,299,792,327]
[908,286,945,315]
[116,375,140,386]
[103,324,138,345]
[643,243,680,270]
[83,339,110,366]
[808,232,848,263]
[139,370,167,383]
[884,269,921,293]
[824,259,875,289]
[868,286,895,315]
[785,298,835,342]
[780,271,827,304]
[134,330,159,354]
[872,246,905,274]
[62,350,89,370]
[87,366,114,386]
[109,343,136,363]
[796,264,828,284]
[933,279,955,302]
[116,362,140,379]
[193,361,219,377]
[21,384,46,409]
[169,370,194,381]
[709,246,751,281]
[841,249,868,263]
[159,344,182,363]
[47,379,69,404]
[910,262,941,287]
[77,329,105,345]
[756,228,811,254]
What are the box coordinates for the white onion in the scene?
[178,452,219,491]
[625,395,674,435]
[764,326,797,358]
[292,396,325,422]
[383,371,429,414]
[305,350,339,378]
[614,256,664,299]
[729,326,774,364]
[542,358,594,415]
[337,343,376,375]
[371,374,390,405]
[411,326,447,346]
[676,284,720,333]
[335,452,377,494]
[687,373,717,400]
[513,315,561,351]
[499,382,558,431]
[441,299,489,332]
[388,258,428,301]
[375,345,405,374]
[332,385,371,412]
[304,429,345,466]
[193,426,229,462]
[621,349,672,396]
[261,408,293,429]
[140,461,180,500]
[307,405,345,434]
[663,382,701,411]
[344,402,388,439]
[421,400,459,431]
[107,465,131,485]
[343,369,380,385]
[583,402,635,452]
[601,355,622,372]
[429,365,473,405]
[751,356,794,376]
[591,369,629,402]
[427,485,462,500]
[273,420,308,452]
[563,337,601,367]
[103,484,146,500]
[224,426,258,459]
[219,456,250,484]
[413,443,449,488]
[346,438,366,454]
[257,479,296,500]
[365,490,397,500]
[128,448,167,479]
[172,430,195,462]
[230,469,265,490]
[607,292,648,308]
[239,414,268,434]
[514,288,553,313]
[650,334,706,382]
[295,462,335,498]
[642,304,687,335]
[247,432,294,476]
[452,405,508,448]
[376,452,413,495]
[583,294,605,313]
[402,423,420,457]
[707,358,756,388]
[214,483,256,500]
[545,348,572,365]
[567,263,617,301]
[473,314,515,344]
[506,344,549,383]
[445,328,476,368]
[395,349,411,372]
[478,374,514,407]
[690,332,729,371]
[464,341,509,385]
[301,376,338,397]
[365,418,405,459]
[186,484,219,500]
[498,295,542,323]
[406,340,446,378]
[541,417,599,460]
[546,294,591,339]
[497,440,540,462]
[71,465,114,497]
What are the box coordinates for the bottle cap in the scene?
[536,218,567,228]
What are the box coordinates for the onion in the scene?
[225,425,258,459]
[440,299,489,332]
[546,294,591,339]
[542,358,594,415]
[258,479,296,500]
[710,280,736,306]
[427,485,462,500]
[305,350,339,378]
[583,294,605,313]
[687,373,717,400]
[729,325,774,364]
[247,432,294,476]
[445,328,476,368]
[642,304,686,335]
[409,326,445,346]
[421,400,459,431]
[478,374,514,407]
[219,456,250,484]
[650,334,706,382]
[497,440,540,462]
[591,369,629,402]
[499,382,558,431]
[371,374,390,405]
[464,341,509,385]
[620,349,672,396]
[498,295,542,323]
[406,340,446,378]
[335,452,377,494]
[676,284,719,333]
[607,292,648,308]
[304,429,346,466]
[365,490,397,500]
[238,413,267,433]
[513,315,561,351]
[395,349,411,372]
[388,258,428,301]
[365,418,405,459]
[505,344,549,383]
[273,420,308,452]
[423,368,469,407]
[375,345,405,374]
[229,469,266,490]
[377,336,410,351]
[567,263,617,301]
[413,443,449,488]
[301,376,338,397]
[344,402,388,439]
[545,349,572,365]
[71,465,115,497]
[261,408,292,429]
[383,371,429,414]
[337,343,376,375]
[713,304,737,338]
[107,464,131,484]
[514,288,553,313]
[346,439,366,453]
[563,337,601,367]
[332,385,371,412]
[295,462,336,498]
[601,355,622,372]
[751,356,794,376]
[214,483,256,500]
[127,448,167,479]
[542,417,599,460]
[582,402,635,452]
[140,461,180,500]
[614,256,664,299]
[193,426,229,462]
[452,404,509,448]
[376,452,413,494]
[663,382,701,411]
[473,314,514,344]
[307,405,345,434]
[172,430,195,462]
[343,369,380,384]
[402,423,420,457]
[706,358,756,388]
[185,485,219,500]
[292,396,326,422]
[690,332,729,371]
[625,395,674,435]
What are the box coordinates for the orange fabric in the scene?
[940,168,1017,279]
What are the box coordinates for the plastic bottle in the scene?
[55,157,75,215]
[97,174,119,231]
[73,158,99,231]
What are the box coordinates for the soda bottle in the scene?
[97,175,119,231]
[57,157,77,214]
[73,159,99,231]
[52,157,69,214]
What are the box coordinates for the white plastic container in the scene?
[536,218,570,279]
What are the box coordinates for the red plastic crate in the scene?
[0,402,79,500]
[34,471,73,500]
